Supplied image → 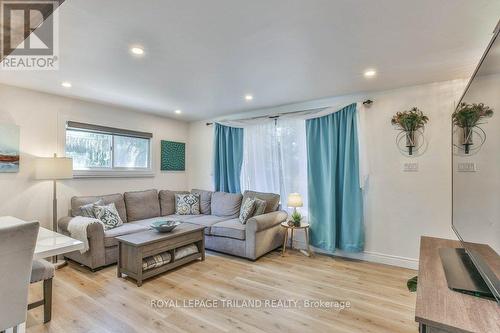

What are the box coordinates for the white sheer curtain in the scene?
[277,117,308,214]
[241,118,308,215]
[240,121,281,195]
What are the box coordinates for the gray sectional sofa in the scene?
[58,189,288,270]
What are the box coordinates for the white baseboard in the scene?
[291,239,419,270]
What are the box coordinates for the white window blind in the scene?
[65,121,153,178]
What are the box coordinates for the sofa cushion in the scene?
[72,193,128,223]
[175,193,201,215]
[211,192,243,218]
[242,190,280,214]
[124,189,161,221]
[129,215,213,234]
[191,189,213,214]
[211,218,246,240]
[131,215,200,227]
[132,215,230,235]
[159,190,189,216]
[184,215,233,235]
[103,223,149,247]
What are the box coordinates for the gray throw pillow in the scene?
[79,199,104,218]
[239,198,256,224]
[252,198,267,217]
[93,203,124,230]
[191,189,213,214]
[175,194,201,215]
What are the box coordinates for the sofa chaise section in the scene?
[207,211,288,259]
[192,190,287,260]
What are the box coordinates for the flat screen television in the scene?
[448,20,500,303]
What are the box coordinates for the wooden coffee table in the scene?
[116,222,205,286]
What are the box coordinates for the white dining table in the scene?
[0,216,84,259]
[34,225,84,259]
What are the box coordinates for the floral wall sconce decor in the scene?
[391,107,429,156]
[452,102,493,155]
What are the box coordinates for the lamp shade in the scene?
[35,157,73,180]
[287,193,303,208]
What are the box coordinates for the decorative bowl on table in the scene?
[150,220,180,233]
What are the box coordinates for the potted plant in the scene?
[452,102,493,154]
[291,210,302,227]
[391,107,429,155]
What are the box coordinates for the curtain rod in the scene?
[206,99,373,126]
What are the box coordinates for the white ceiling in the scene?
[1,0,499,121]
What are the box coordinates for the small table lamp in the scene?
[287,193,303,214]
[35,154,73,265]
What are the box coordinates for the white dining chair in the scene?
[0,219,39,333]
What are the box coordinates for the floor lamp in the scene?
[35,154,73,267]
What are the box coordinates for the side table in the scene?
[280,221,313,257]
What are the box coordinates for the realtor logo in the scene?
[1,0,59,70]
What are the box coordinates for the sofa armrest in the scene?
[246,210,288,233]
[57,216,106,269]
[57,216,105,240]
[57,216,73,233]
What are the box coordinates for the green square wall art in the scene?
[161,140,185,171]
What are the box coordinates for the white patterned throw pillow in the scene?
[93,203,124,230]
[175,194,201,215]
[239,198,256,224]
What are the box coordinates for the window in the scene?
[65,121,153,177]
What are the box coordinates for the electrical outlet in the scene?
[403,162,418,172]
[458,162,476,172]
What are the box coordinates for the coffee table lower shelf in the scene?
[119,252,202,286]
[116,224,205,286]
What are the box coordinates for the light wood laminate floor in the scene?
[26,250,418,333]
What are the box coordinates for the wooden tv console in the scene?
[415,236,499,333]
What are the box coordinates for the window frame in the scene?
[65,121,154,178]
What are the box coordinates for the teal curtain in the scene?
[306,103,364,252]
[213,123,244,193]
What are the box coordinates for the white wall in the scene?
[187,79,469,268]
[187,121,214,191]
[0,84,189,229]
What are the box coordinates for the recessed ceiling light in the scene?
[244,94,253,101]
[130,46,145,56]
[174,109,182,114]
[61,81,72,88]
[364,69,376,78]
